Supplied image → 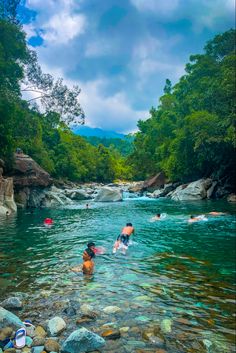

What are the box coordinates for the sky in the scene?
[20,0,234,133]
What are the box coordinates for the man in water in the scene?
[188,215,207,223]
[113,223,135,253]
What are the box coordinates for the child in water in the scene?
[82,242,96,275]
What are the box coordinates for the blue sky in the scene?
[21,0,234,133]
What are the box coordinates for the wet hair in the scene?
[126,223,132,227]
[87,242,95,248]
[190,215,194,219]
[157,214,161,217]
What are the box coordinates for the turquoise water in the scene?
[0,198,236,352]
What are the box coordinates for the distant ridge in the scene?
[71,125,125,139]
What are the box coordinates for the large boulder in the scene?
[64,189,92,200]
[0,306,24,329]
[61,328,105,353]
[0,177,17,215]
[94,187,123,202]
[142,172,167,192]
[12,153,52,188]
[227,193,236,202]
[170,179,212,201]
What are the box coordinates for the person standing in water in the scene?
[113,223,135,253]
[82,242,96,274]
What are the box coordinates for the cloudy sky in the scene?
[20,0,234,133]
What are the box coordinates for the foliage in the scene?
[129,29,236,184]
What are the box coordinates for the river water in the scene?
[0,197,235,352]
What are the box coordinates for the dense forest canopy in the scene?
[129,29,236,186]
[0,1,235,186]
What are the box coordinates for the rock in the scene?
[101,329,121,340]
[12,154,52,188]
[227,193,236,202]
[128,182,143,193]
[31,346,45,353]
[207,181,217,198]
[103,306,121,314]
[142,172,167,192]
[160,318,172,334]
[33,337,46,346]
[44,339,60,352]
[0,327,13,340]
[61,328,105,353]
[25,336,33,347]
[3,349,16,353]
[0,307,24,330]
[34,326,47,338]
[0,178,17,215]
[80,304,97,317]
[94,187,123,202]
[170,178,212,201]
[64,189,91,200]
[1,297,22,310]
[119,327,129,333]
[47,317,66,336]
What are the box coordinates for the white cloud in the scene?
[25,0,86,44]
[42,13,86,44]
[79,79,148,133]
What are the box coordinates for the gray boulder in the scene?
[170,179,212,201]
[1,297,22,310]
[94,187,123,202]
[47,316,66,336]
[61,327,105,353]
[0,306,24,329]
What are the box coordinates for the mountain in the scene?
[71,126,125,139]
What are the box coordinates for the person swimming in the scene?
[113,223,135,254]
[150,213,161,221]
[208,211,226,216]
[188,215,208,223]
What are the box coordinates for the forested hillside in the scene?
[129,29,236,187]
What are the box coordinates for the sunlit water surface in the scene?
[0,198,235,352]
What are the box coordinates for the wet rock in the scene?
[119,326,130,333]
[21,347,31,353]
[25,336,33,347]
[34,326,47,338]
[0,307,24,330]
[0,327,13,340]
[80,304,96,316]
[103,306,121,314]
[47,317,66,336]
[160,318,172,334]
[44,338,60,352]
[61,328,105,353]
[170,179,212,201]
[63,307,76,317]
[1,297,22,311]
[31,346,45,353]
[3,349,16,353]
[101,329,121,340]
[33,336,46,346]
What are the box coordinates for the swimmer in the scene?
[6,210,10,217]
[150,213,161,221]
[44,218,53,226]
[188,215,207,223]
[85,203,89,209]
[113,223,135,254]
[208,211,226,216]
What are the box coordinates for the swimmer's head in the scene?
[126,223,132,227]
[190,215,194,219]
[157,214,161,217]
[87,242,95,248]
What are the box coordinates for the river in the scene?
[0,197,235,352]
